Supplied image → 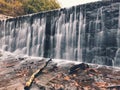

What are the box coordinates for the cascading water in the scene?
[0,0,120,66]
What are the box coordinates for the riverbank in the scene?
[0,50,120,90]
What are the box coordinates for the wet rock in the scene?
[107,85,120,90]
[69,63,89,74]
[0,51,120,90]
[18,57,25,61]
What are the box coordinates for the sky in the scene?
[57,0,101,8]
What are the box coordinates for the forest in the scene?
[0,0,60,16]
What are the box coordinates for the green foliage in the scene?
[0,0,60,16]
[23,0,60,14]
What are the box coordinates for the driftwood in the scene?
[24,58,52,90]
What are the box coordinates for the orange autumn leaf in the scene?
[95,82,108,88]
[64,76,70,81]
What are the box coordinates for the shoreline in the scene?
[0,50,120,90]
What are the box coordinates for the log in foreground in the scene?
[24,58,52,90]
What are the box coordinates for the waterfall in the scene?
[0,0,120,66]
[115,4,120,67]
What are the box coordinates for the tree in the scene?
[0,0,60,16]
[23,0,60,14]
[0,0,24,16]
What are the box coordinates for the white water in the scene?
[0,7,84,61]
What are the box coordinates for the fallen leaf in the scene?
[73,74,76,77]
[74,81,79,87]
[95,82,108,88]
[64,76,70,81]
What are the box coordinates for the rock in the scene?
[18,57,25,61]
[107,85,120,90]
[0,51,120,90]
[0,14,13,20]
[69,63,89,74]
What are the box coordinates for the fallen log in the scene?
[24,58,52,90]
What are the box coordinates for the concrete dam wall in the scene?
[0,0,120,66]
